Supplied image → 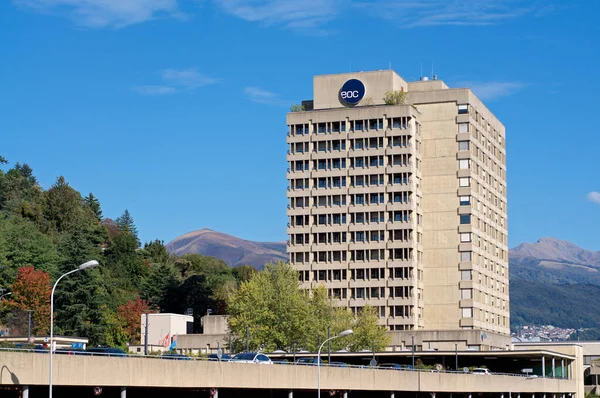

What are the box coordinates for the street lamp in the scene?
[49,260,99,398]
[317,329,353,397]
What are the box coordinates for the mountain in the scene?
[509,237,600,285]
[166,229,287,269]
[509,237,600,334]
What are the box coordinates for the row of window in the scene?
[289,117,413,136]
[291,229,415,245]
[289,156,413,172]
[296,267,414,282]
[292,247,415,263]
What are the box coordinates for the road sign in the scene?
[463,367,469,373]
[522,368,534,374]
[369,359,377,367]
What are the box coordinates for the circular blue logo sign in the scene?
[340,79,365,105]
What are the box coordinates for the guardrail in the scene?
[0,347,564,380]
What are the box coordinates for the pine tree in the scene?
[84,193,103,221]
[116,209,139,245]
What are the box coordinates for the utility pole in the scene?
[327,327,331,364]
[411,335,415,368]
[27,310,33,341]
[144,314,149,355]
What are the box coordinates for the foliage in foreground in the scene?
[227,261,390,352]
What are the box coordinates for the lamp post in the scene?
[317,329,353,397]
[49,260,99,398]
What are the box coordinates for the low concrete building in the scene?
[137,313,193,351]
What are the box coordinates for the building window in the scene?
[461,270,472,281]
[459,177,470,187]
[459,195,471,206]
[459,159,470,169]
[460,214,471,224]
[458,141,469,151]
[460,251,472,262]
[458,104,468,114]
[461,289,472,299]
[460,233,471,243]
[461,308,473,318]
[458,123,469,133]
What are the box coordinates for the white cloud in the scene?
[133,85,176,95]
[161,69,218,89]
[12,0,179,28]
[214,0,342,30]
[244,86,287,106]
[456,81,527,101]
[587,192,600,205]
[134,69,218,95]
[355,0,533,28]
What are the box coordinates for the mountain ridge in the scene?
[166,228,287,269]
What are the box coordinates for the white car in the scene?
[230,352,273,364]
[471,368,492,375]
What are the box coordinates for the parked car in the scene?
[208,353,232,361]
[86,347,128,357]
[471,368,492,375]
[230,352,272,364]
[379,363,414,370]
[327,361,348,368]
[295,357,324,366]
[161,353,191,360]
[54,348,88,356]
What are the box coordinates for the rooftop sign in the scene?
[340,79,365,105]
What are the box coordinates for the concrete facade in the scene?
[286,70,508,336]
[0,352,577,395]
[140,313,193,349]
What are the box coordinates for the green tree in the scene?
[104,232,148,291]
[350,305,390,351]
[227,261,314,352]
[42,176,85,234]
[0,216,60,285]
[84,193,103,222]
[383,90,407,105]
[53,216,109,345]
[142,240,170,264]
[142,261,180,309]
[116,209,139,244]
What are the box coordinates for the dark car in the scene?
[162,353,191,360]
[295,357,324,366]
[55,348,88,356]
[327,361,348,368]
[380,363,413,370]
[86,347,128,357]
[208,353,232,361]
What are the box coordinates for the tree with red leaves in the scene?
[5,266,51,335]
[116,297,152,344]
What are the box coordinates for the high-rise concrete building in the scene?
[286,70,509,339]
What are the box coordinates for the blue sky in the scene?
[1,0,599,250]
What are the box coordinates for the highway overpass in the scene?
[0,351,577,398]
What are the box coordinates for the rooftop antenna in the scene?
[420,62,423,79]
[431,62,434,79]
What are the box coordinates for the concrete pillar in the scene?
[213,389,219,398]
[562,360,565,379]
[288,390,293,398]
[569,362,573,380]
[552,358,556,378]
[542,356,546,378]
[22,386,29,398]
[468,394,472,398]
[390,393,395,398]
[342,391,348,398]
[120,387,126,398]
